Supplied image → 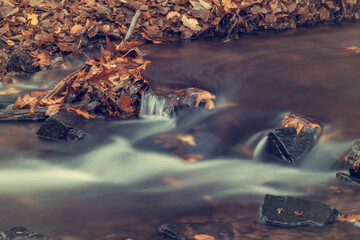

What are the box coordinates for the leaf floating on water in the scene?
[294,210,303,216]
[277,208,284,214]
[188,88,216,110]
[346,46,360,54]
[194,234,215,240]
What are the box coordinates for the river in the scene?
[0,21,360,239]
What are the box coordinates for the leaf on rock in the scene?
[338,214,360,223]
[281,117,321,134]
[68,106,95,119]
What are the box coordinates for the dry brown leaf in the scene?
[27,13,38,25]
[70,24,84,35]
[181,15,202,32]
[222,0,237,13]
[5,39,15,46]
[167,11,180,19]
[277,208,284,214]
[189,88,216,110]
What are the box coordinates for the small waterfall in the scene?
[140,93,173,118]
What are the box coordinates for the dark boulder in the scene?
[0,226,51,240]
[346,140,360,179]
[37,110,87,141]
[257,194,339,228]
[266,113,322,165]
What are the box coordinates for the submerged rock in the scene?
[0,226,51,240]
[157,222,234,240]
[336,172,360,186]
[266,113,322,165]
[257,194,339,228]
[346,140,360,179]
[37,110,87,141]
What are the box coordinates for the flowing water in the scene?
[1,22,360,239]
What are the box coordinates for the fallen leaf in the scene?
[194,234,215,240]
[222,0,237,13]
[45,104,61,116]
[338,214,360,222]
[68,107,95,119]
[277,208,284,214]
[281,116,321,134]
[177,135,196,146]
[294,210,303,216]
[27,13,38,25]
[188,88,216,110]
[167,11,180,19]
[70,24,84,35]
[181,15,202,31]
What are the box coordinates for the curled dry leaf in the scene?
[337,214,360,222]
[189,88,216,110]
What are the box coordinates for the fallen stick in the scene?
[124,10,142,42]
[0,108,47,121]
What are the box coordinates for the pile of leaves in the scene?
[1,0,359,80]
[13,38,150,120]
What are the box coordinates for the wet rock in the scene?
[5,48,40,73]
[0,226,51,240]
[345,140,360,178]
[266,113,322,165]
[37,110,87,141]
[158,224,186,240]
[141,87,215,117]
[336,172,360,186]
[257,194,339,228]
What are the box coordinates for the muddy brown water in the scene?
[1,21,360,239]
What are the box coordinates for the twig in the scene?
[124,10,142,42]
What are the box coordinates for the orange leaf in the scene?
[338,214,360,222]
[277,208,284,214]
[294,210,303,216]
[281,116,321,134]
[167,11,180,19]
[194,235,215,240]
[27,13,38,25]
[68,107,95,119]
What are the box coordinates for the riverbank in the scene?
[1,0,359,81]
